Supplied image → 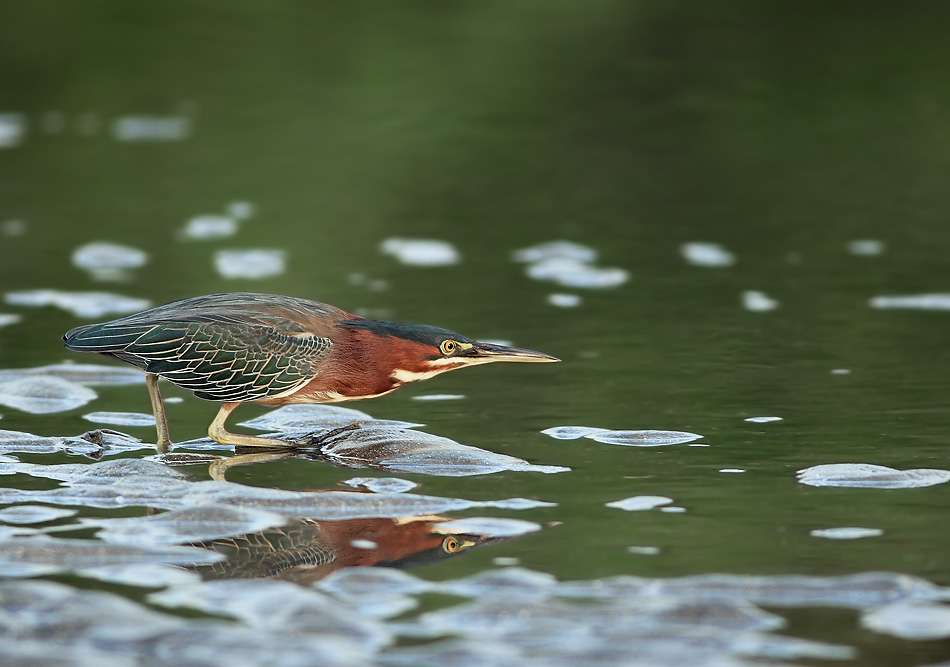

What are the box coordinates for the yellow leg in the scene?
[208,402,363,449]
[145,373,172,453]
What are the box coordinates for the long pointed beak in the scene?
[466,341,560,364]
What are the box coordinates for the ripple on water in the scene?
[586,429,703,446]
[606,496,674,511]
[680,242,735,267]
[380,238,460,266]
[215,249,286,278]
[4,289,150,318]
[83,411,155,427]
[0,377,97,414]
[797,463,950,489]
[811,527,883,540]
[72,242,148,281]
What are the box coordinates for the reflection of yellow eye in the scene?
[442,536,461,553]
[440,340,458,355]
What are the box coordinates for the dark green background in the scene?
[2,2,950,663]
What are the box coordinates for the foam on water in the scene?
[0,113,26,148]
[547,293,582,307]
[0,505,76,525]
[741,290,779,311]
[4,290,150,317]
[239,404,421,430]
[112,116,191,141]
[83,411,155,427]
[586,429,704,446]
[431,517,542,538]
[380,238,460,266]
[797,463,950,489]
[744,416,782,423]
[91,505,288,547]
[410,394,465,401]
[71,242,148,281]
[862,602,950,640]
[540,425,610,440]
[870,294,950,310]
[182,214,238,240]
[847,239,885,256]
[342,477,418,493]
[606,496,674,511]
[0,314,21,328]
[512,241,598,264]
[681,242,736,267]
[227,201,255,219]
[810,527,883,540]
[215,249,286,278]
[0,376,97,414]
[0,362,145,386]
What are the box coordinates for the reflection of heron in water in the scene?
[188,514,502,585]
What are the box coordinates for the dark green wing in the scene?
[66,320,331,402]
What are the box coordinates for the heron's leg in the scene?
[208,402,302,448]
[145,373,172,453]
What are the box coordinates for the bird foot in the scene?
[293,423,361,448]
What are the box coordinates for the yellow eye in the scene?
[442,536,460,553]
[440,340,458,355]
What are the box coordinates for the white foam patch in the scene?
[0,363,145,386]
[1,220,27,236]
[239,404,421,431]
[627,546,661,555]
[585,429,703,447]
[227,201,255,220]
[810,527,882,540]
[525,257,628,289]
[0,314,21,328]
[606,496,674,511]
[742,290,779,312]
[72,242,148,281]
[342,477,418,493]
[744,416,782,423]
[870,294,950,310]
[431,517,541,538]
[112,116,191,141]
[681,242,735,267]
[862,602,950,640]
[0,377,97,414]
[91,505,287,547]
[547,293,582,307]
[512,241,598,264]
[0,505,76,525]
[182,215,238,240]
[4,290,150,318]
[410,394,465,401]
[83,411,155,427]
[215,249,286,278]
[540,425,610,440]
[380,238,460,266]
[0,113,26,148]
[797,463,950,489]
[847,239,885,256]
[719,469,746,473]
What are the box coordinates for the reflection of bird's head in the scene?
[337,319,559,387]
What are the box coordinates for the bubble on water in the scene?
[586,430,703,447]
[742,290,779,312]
[113,116,191,141]
[628,546,661,555]
[72,242,148,281]
[431,517,541,538]
[606,496,674,511]
[227,201,255,220]
[810,527,883,540]
[342,477,418,493]
[410,394,464,402]
[0,362,145,387]
[182,214,238,240]
[541,425,610,440]
[83,411,155,427]
[870,294,950,310]
[91,505,287,548]
[1,219,27,237]
[681,242,735,267]
[547,293,581,307]
[847,239,885,256]
[0,113,26,148]
[0,314,21,328]
[215,249,286,279]
[5,290,150,318]
[380,238,460,266]
[862,601,950,640]
[797,463,950,489]
[0,505,76,525]
[0,376,97,414]
[240,404,420,431]
[512,241,598,264]
[525,257,628,289]
[744,416,782,423]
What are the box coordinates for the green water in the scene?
[3,1,950,663]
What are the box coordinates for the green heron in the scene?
[63,292,558,452]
